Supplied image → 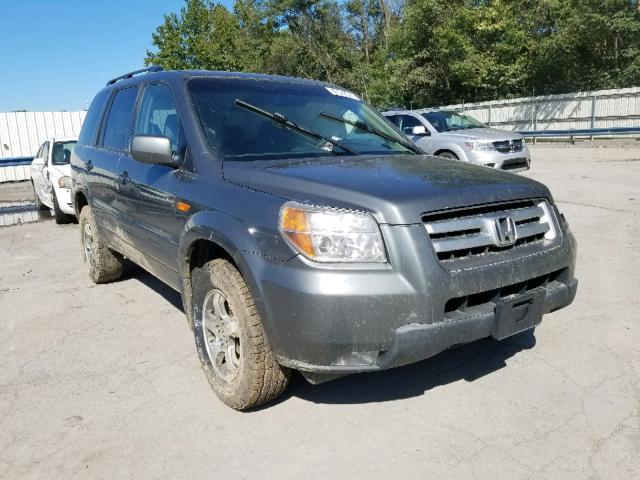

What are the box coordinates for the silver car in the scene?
[383,109,531,172]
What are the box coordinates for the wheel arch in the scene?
[178,211,266,331]
[433,144,469,162]
[74,189,89,216]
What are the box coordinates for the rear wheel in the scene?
[78,205,123,283]
[437,151,458,160]
[192,259,290,410]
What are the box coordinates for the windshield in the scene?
[51,141,76,165]
[422,111,485,133]
[189,77,415,161]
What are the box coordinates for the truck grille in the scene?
[423,200,557,262]
[493,139,523,153]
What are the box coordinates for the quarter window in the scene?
[135,84,183,154]
[102,87,140,152]
[78,89,110,146]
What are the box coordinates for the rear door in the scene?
[36,141,51,203]
[31,143,47,200]
[90,86,140,236]
[115,82,184,275]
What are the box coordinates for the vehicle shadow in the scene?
[121,262,185,313]
[116,264,536,407]
[278,331,536,406]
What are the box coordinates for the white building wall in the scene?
[0,111,86,159]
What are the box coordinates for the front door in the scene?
[115,83,186,277]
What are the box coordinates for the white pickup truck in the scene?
[30,137,77,224]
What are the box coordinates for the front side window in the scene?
[398,115,423,135]
[41,142,50,162]
[51,141,77,165]
[189,78,417,161]
[135,84,183,154]
[422,111,485,133]
[102,87,139,152]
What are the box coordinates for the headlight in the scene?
[464,141,495,151]
[278,202,387,263]
[58,176,72,188]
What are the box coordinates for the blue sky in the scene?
[0,0,233,112]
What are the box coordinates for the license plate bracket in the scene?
[492,288,545,340]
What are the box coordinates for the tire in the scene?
[78,205,123,283]
[437,151,458,160]
[31,181,48,210]
[192,259,290,410]
[52,190,72,224]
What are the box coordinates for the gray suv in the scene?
[71,67,577,410]
[383,109,531,172]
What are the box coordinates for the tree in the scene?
[145,0,640,108]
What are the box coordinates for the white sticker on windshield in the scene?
[342,110,359,134]
[325,87,360,101]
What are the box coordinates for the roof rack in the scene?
[106,66,163,86]
[378,106,408,112]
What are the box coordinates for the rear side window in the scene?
[78,90,110,145]
[135,84,184,154]
[102,87,139,152]
[386,115,400,127]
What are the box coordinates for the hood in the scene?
[223,155,551,225]
[48,163,71,178]
[438,128,523,142]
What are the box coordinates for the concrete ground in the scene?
[0,145,638,479]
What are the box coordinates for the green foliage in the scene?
[146,0,640,107]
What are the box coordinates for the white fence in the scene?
[441,86,640,132]
[0,111,86,182]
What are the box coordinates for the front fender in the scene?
[439,143,469,162]
[177,209,293,329]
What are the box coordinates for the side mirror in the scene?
[32,157,45,166]
[130,135,176,166]
[410,125,428,136]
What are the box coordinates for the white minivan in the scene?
[30,137,77,223]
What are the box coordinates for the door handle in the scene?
[86,160,93,171]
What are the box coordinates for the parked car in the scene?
[71,67,577,410]
[30,137,77,223]
[382,109,531,172]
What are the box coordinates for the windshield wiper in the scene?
[235,99,357,156]
[319,111,422,154]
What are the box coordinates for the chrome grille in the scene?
[423,200,557,262]
[493,139,524,153]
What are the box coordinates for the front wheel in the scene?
[52,190,72,224]
[437,151,459,160]
[192,259,290,410]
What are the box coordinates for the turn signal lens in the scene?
[278,202,387,263]
[58,176,72,188]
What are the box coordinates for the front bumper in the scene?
[465,147,531,172]
[54,186,75,215]
[244,221,577,376]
